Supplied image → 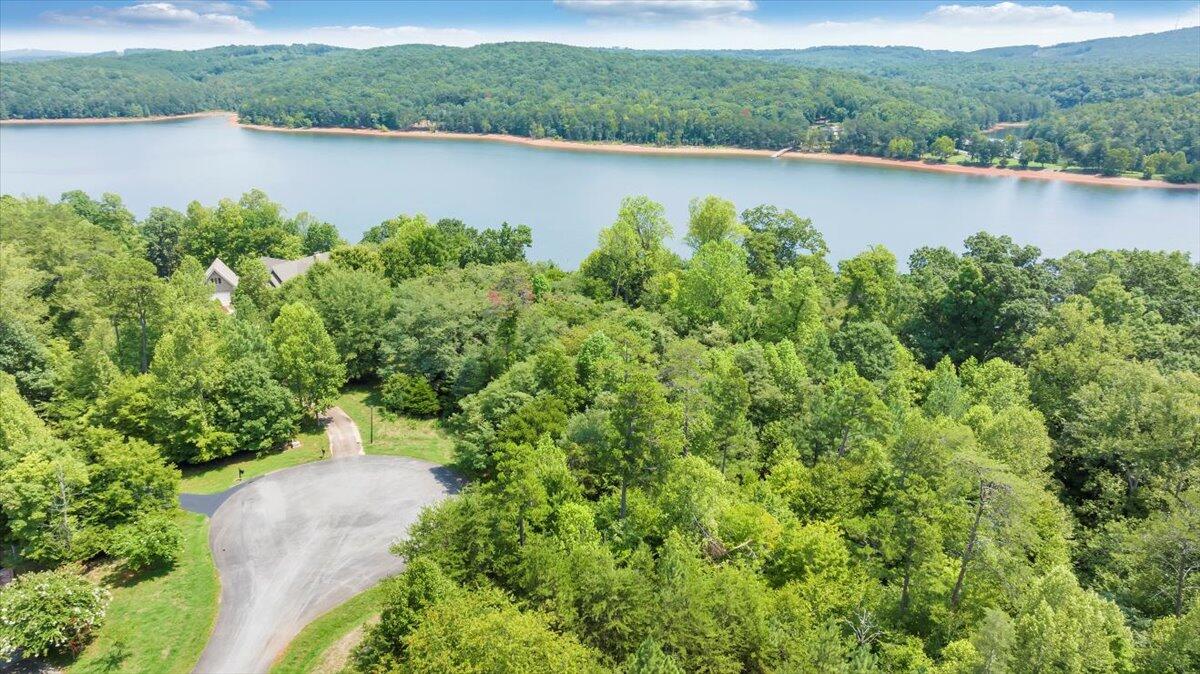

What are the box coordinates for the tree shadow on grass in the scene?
[99,557,175,589]
[91,639,131,673]
[342,381,388,413]
[179,451,253,483]
[301,414,330,434]
[362,387,389,412]
[1,651,70,674]
[0,636,123,673]
[39,638,131,673]
[179,435,319,487]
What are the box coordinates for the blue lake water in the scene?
[2,115,1197,267]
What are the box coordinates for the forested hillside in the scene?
[1025,93,1200,175]
[2,188,1198,671]
[232,43,979,150]
[0,44,340,118]
[696,27,1200,121]
[2,30,1197,176]
[0,42,969,150]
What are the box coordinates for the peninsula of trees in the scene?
[2,28,1198,181]
[2,188,1198,671]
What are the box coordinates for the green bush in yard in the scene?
[110,511,183,572]
[0,569,109,658]
[381,373,440,417]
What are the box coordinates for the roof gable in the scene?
[204,258,239,288]
[260,252,331,287]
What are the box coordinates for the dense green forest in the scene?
[692,28,1200,121]
[2,30,1197,179]
[0,42,970,150]
[2,188,1198,671]
[1026,94,1200,173]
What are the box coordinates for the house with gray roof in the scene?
[204,257,240,309]
[260,253,331,287]
[205,252,331,310]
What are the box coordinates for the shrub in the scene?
[354,558,458,673]
[400,589,606,673]
[0,569,110,658]
[1165,163,1200,184]
[380,373,440,417]
[110,512,183,571]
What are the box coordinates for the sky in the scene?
[1,0,1198,53]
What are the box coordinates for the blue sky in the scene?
[2,1,1197,52]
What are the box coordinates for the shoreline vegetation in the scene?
[0,110,231,125]
[4,111,1196,190]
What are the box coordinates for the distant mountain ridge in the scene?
[0,49,90,63]
[674,27,1200,121]
[979,27,1200,60]
[688,27,1199,65]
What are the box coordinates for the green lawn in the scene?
[923,152,1062,171]
[69,510,219,674]
[179,427,329,494]
[918,152,1163,179]
[336,388,454,465]
[270,582,389,674]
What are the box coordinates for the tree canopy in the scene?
[2,187,1197,670]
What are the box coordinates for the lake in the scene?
[2,115,1197,268]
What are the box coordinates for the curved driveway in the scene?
[192,455,459,674]
[323,406,363,458]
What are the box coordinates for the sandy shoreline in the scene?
[238,119,785,157]
[779,151,1200,190]
[5,111,1195,190]
[238,120,1197,190]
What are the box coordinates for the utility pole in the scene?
[370,406,374,444]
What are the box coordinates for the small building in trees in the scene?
[259,254,331,287]
[204,252,330,309]
[204,257,240,309]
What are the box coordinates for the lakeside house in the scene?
[205,252,330,310]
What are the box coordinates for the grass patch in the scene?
[921,152,1067,172]
[179,427,329,494]
[68,510,219,674]
[270,582,388,674]
[923,154,1164,179]
[336,388,454,465]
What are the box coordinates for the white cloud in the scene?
[6,1,1198,53]
[43,1,259,33]
[927,2,1112,26]
[176,1,272,17]
[554,0,756,21]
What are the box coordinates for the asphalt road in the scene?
[192,455,459,674]
[323,406,363,458]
